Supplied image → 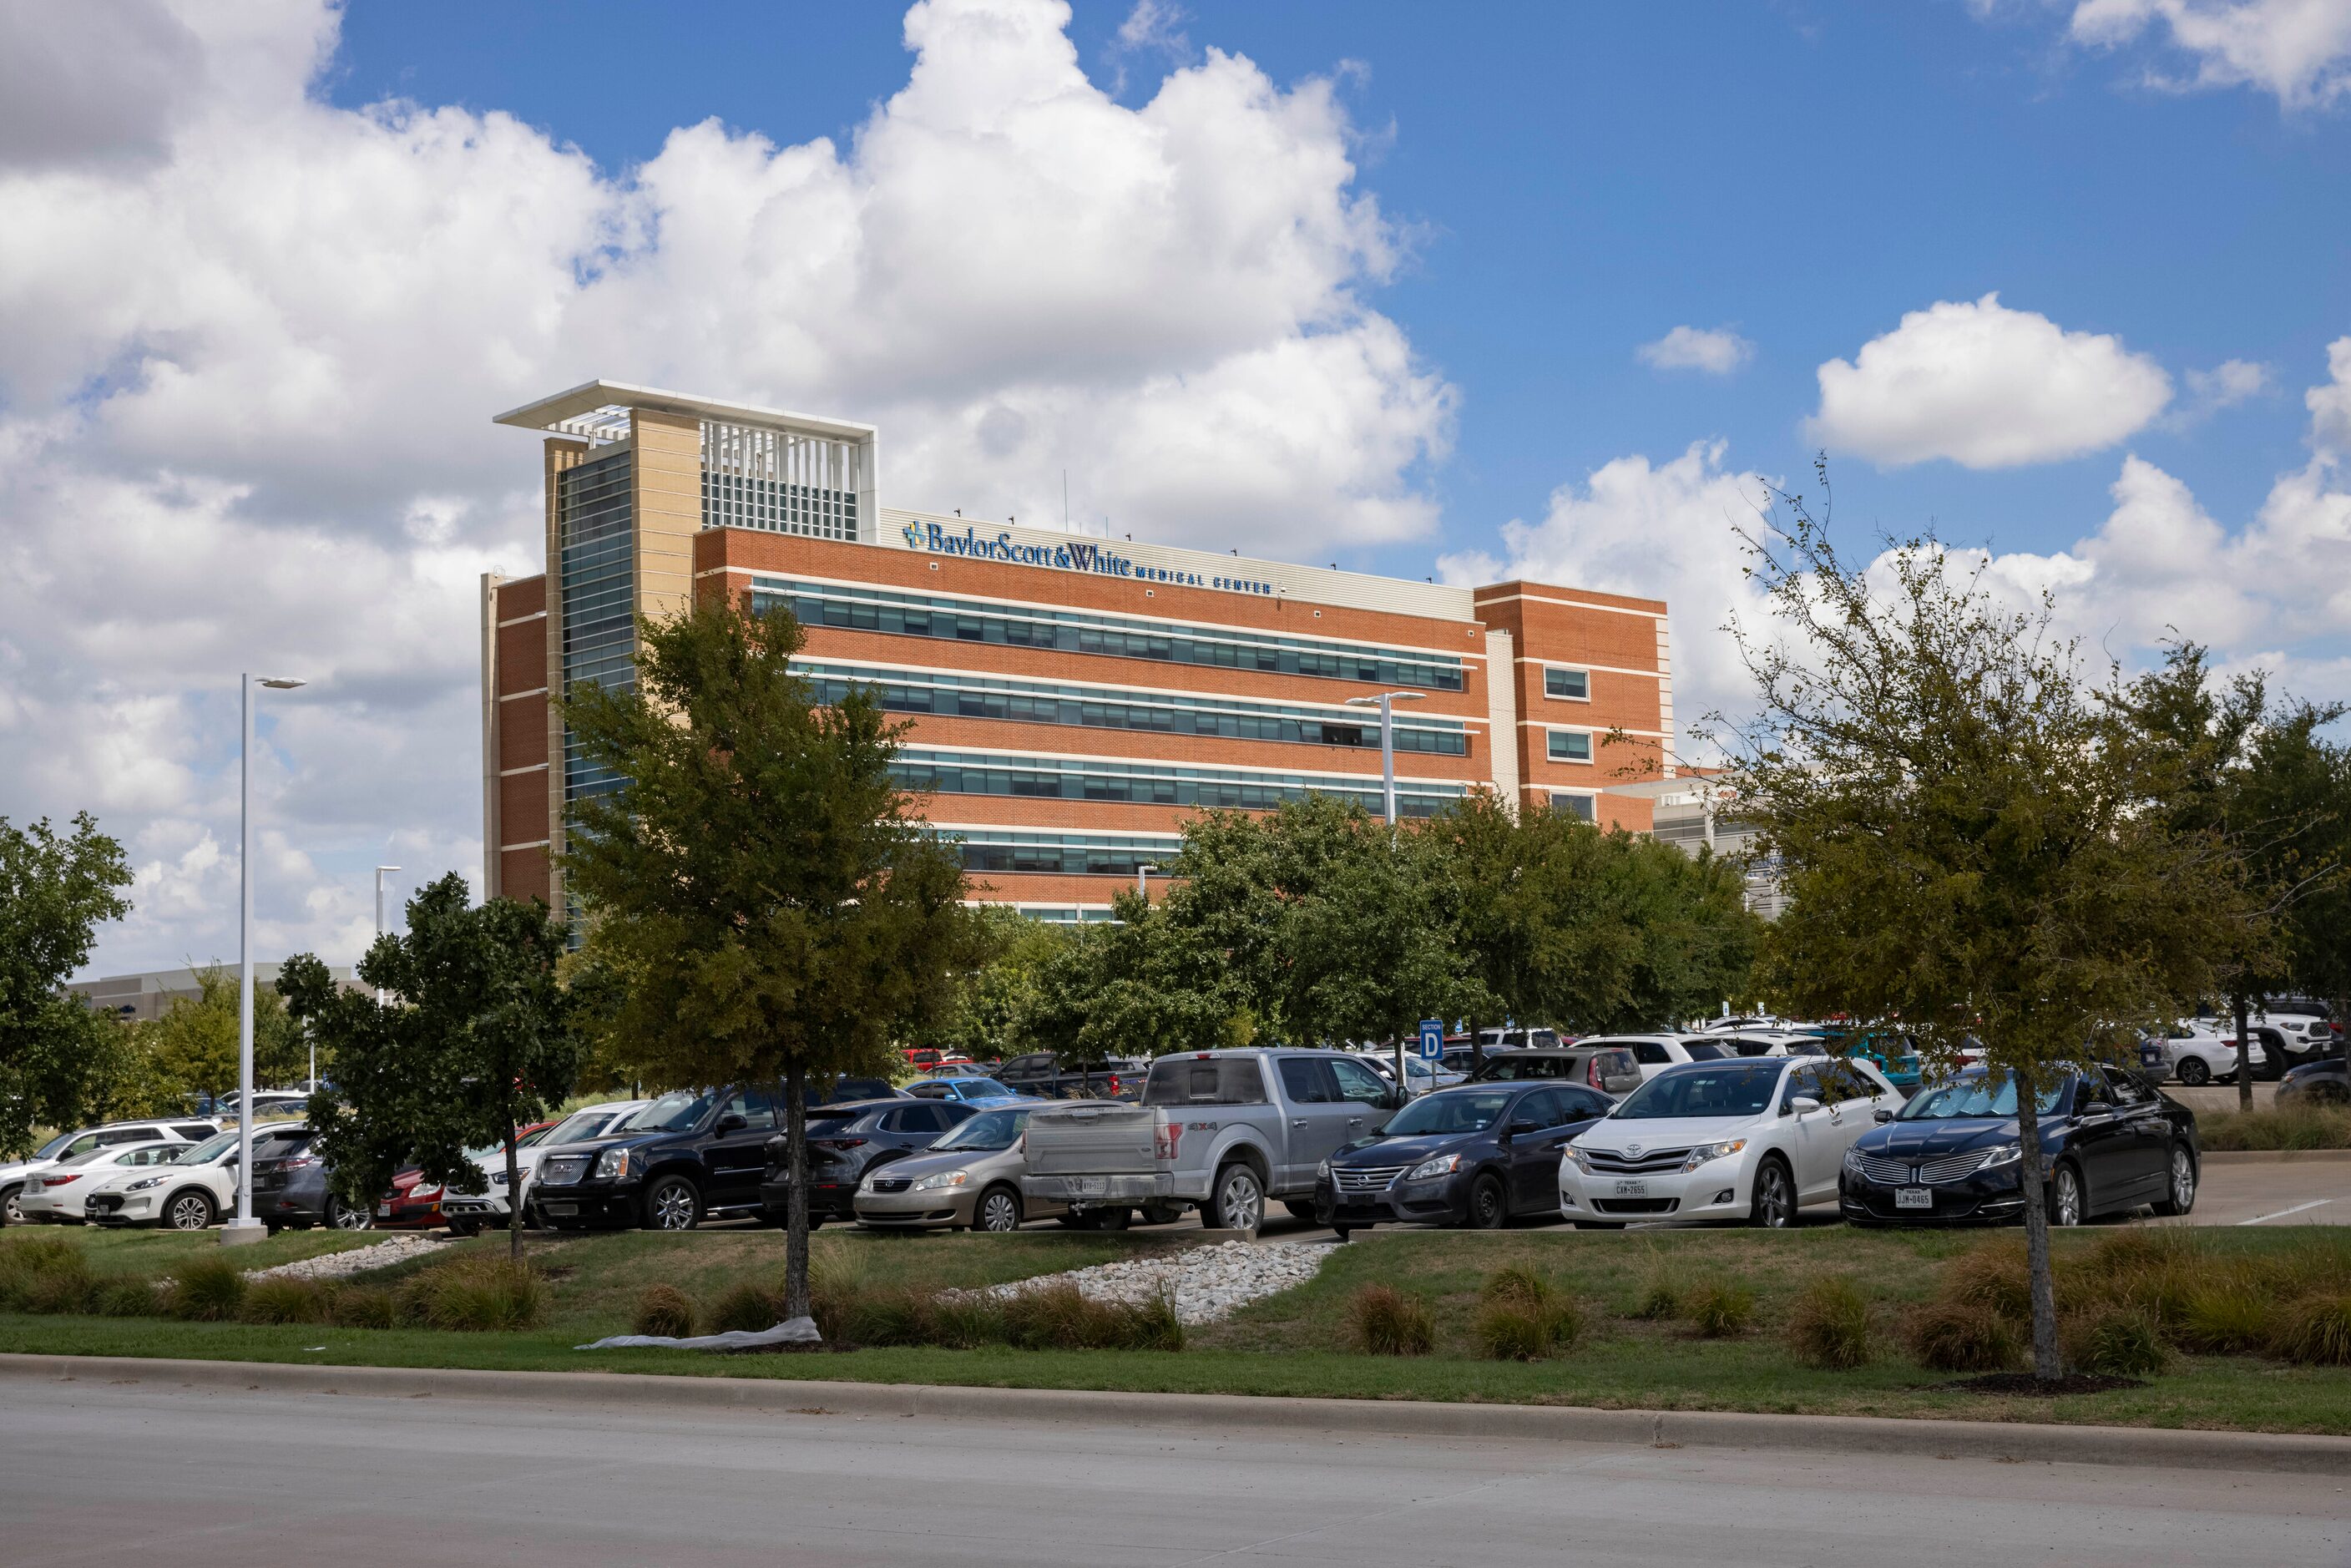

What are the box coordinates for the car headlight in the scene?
[911,1170,969,1191]
[1567,1146,1595,1175]
[125,1176,165,1191]
[1842,1146,1866,1172]
[1407,1154,1462,1181]
[1979,1142,2022,1170]
[591,1147,634,1180]
[1679,1140,1747,1172]
[490,1171,509,1186]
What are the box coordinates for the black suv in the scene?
[759,1099,982,1224]
[989,1052,1144,1100]
[531,1085,780,1231]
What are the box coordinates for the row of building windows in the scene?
[1546,730,1593,764]
[892,749,1470,817]
[947,829,1183,878]
[558,449,638,803]
[797,662,1470,756]
[751,578,1467,692]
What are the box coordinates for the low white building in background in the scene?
[1605,775,1788,920]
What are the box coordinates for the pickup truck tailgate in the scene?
[1024,1102,1159,1176]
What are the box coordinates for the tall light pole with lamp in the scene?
[1344,690,1425,1094]
[224,674,306,1247]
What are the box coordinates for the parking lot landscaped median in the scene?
[2,1224,2346,1436]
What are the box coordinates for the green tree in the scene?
[283,874,582,1258]
[1014,893,1253,1060]
[564,597,981,1324]
[1732,490,2240,1380]
[0,813,133,1156]
[923,905,1069,1062]
[144,966,309,1108]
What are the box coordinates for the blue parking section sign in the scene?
[1418,1019,1444,1060]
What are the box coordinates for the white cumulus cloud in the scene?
[1636,326,1754,377]
[2069,0,2351,109]
[0,0,1454,974]
[1809,293,2172,469]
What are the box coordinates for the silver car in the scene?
[852,1101,1064,1232]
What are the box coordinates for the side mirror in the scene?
[716,1113,748,1133]
[1506,1120,1541,1139]
[1381,1089,1404,1110]
[1791,1095,1823,1116]
[1873,1108,1894,1124]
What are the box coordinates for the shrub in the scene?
[923,1291,1007,1351]
[1631,1256,1690,1321]
[397,1255,549,1332]
[165,1254,249,1322]
[2173,1281,2270,1354]
[1474,1297,1583,1361]
[94,1276,164,1318]
[2198,1105,2351,1152]
[1482,1265,1554,1309]
[998,1281,1182,1352]
[20,1249,97,1314]
[240,1275,332,1326]
[2065,1305,2171,1377]
[1938,1241,2032,1324]
[0,1232,86,1310]
[846,1286,935,1348]
[2269,1292,2351,1367]
[709,1279,786,1335]
[1122,1288,1185,1353]
[1345,1283,1435,1356]
[808,1237,868,1299]
[631,1284,697,1338]
[1904,1298,2023,1372]
[328,1283,397,1329]
[1785,1276,1873,1370]
[1683,1282,1756,1338]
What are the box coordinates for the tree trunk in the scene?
[783,1059,811,1324]
[1468,1019,1484,1072]
[2233,994,2254,1113]
[2012,1064,2063,1381]
[503,1125,523,1263]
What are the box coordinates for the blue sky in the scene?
[326,0,2351,573]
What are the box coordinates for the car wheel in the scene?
[446,1218,481,1238]
[642,1176,701,1231]
[326,1194,373,1231]
[1466,1174,1508,1230]
[2151,1146,2197,1216]
[1332,1225,1352,1241]
[1,1186,21,1226]
[1283,1201,1321,1223]
[2177,1056,2211,1087]
[1205,1163,1265,1232]
[164,1190,215,1232]
[975,1186,1023,1233]
[2049,1161,2085,1227]
[1747,1157,1796,1229]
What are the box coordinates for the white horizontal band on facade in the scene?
[1472,589,1669,621]
[700,564,1492,666]
[498,610,549,629]
[1537,660,1665,681]
[499,839,552,852]
[899,740,1471,784]
[498,687,549,703]
[499,763,549,777]
[1519,721,1670,740]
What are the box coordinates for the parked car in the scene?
[1559,1055,1898,1229]
[761,1098,982,1224]
[1591,1034,1740,1082]
[1807,1028,1924,1090]
[16,1138,194,1223]
[507,1100,648,1222]
[437,1120,562,1235]
[377,1167,446,1230]
[1474,1026,1566,1052]
[1023,1049,1405,1232]
[1467,1044,1644,1097]
[904,1075,1024,1106]
[1840,1064,2197,1227]
[850,1100,1062,1232]
[250,1126,375,1231]
[2143,1019,2242,1086]
[1317,1082,1614,1237]
[84,1123,311,1231]
[1,1116,223,1225]
[2274,1055,2348,1107]
[989,1052,1145,1100]
[533,1085,791,1231]
[1706,1030,1830,1060]
[2232,1013,2337,1079]
[1349,1051,1468,1093]
[212,1090,311,1119]
[815,1075,909,1105]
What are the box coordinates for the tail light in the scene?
[42,1174,82,1187]
[1109,1075,1121,1095]
[1588,1058,1605,1090]
[813,1138,867,1151]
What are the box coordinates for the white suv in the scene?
[1560,1055,1898,1228]
[86,1123,311,1231]
[1,1117,222,1224]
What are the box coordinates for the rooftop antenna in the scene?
[1062,469,1069,531]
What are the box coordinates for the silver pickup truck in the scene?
[1020,1049,1403,1232]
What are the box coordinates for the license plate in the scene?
[545,1202,578,1216]
[1897,1187,1934,1210]
[376,1203,392,1216]
[1071,1177,1105,1198]
[1612,1180,1648,1197]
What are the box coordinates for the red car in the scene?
[376,1167,444,1229]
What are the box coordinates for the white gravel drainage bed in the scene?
[244,1234,451,1282]
[979,1240,1328,1325]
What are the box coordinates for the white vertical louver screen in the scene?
[700,419,863,541]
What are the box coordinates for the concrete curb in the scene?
[2202,1149,2351,1165]
[4,1353,2342,1475]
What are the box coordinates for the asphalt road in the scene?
[8,1377,2345,1567]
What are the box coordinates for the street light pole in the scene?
[1346,690,1426,1093]
[225,674,306,1247]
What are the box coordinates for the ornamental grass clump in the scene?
[2063,1304,2171,1377]
[94,1276,164,1318]
[710,1279,788,1335]
[2269,1292,2351,1367]
[1904,1298,2024,1373]
[397,1254,549,1332]
[2173,1282,2270,1355]
[1345,1283,1435,1357]
[999,1281,1182,1352]
[1630,1254,1691,1322]
[239,1275,333,1326]
[19,1250,97,1315]
[1785,1276,1873,1370]
[327,1282,398,1329]
[1682,1281,1756,1338]
[631,1283,697,1339]
[164,1253,249,1322]
[2198,1105,2351,1152]
[0,1232,88,1312]
[1473,1266,1582,1361]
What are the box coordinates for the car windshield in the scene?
[179,1130,240,1164]
[1383,1090,1513,1136]
[933,1108,1027,1151]
[1683,1041,1730,1060]
[630,1090,715,1133]
[1898,1075,2065,1120]
[545,1108,626,1145]
[1612,1065,1782,1120]
[32,1130,80,1161]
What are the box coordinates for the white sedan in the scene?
[2146,1021,2241,1086]
[1560,1055,1897,1229]
[15,1139,193,1223]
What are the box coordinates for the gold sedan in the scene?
[852,1102,1065,1232]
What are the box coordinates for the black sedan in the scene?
[760,1099,980,1224]
[1314,1082,1613,1237]
[1839,1065,2197,1227]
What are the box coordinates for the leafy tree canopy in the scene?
[0,813,132,1156]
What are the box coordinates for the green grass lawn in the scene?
[6,1223,2347,1434]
